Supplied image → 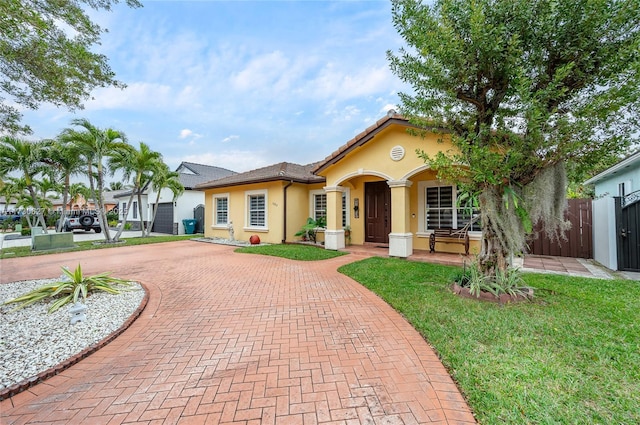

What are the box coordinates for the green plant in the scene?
[21,227,31,236]
[294,216,326,244]
[124,222,132,230]
[4,264,133,313]
[456,258,529,298]
[494,267,531,298]
[344,225,351,245]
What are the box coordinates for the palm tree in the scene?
[108,142,163,240]
[62,118,129,242]
[0,137,50,231]
[145,163,184,237]
[67,182,91,209]
[45,136,86,231]
[107,181,124,191]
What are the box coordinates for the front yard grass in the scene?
[235,243,347,261]
[0,234,201,259]
[339,257,640,425]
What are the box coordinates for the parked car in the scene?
[57,210,102,233]
[0,211,22,222]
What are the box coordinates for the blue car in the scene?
[0,211,22,222]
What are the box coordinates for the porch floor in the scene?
[342,244,616,279]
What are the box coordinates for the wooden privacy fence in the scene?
[527,198,593,259]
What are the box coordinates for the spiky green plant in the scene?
[4,264,132,313]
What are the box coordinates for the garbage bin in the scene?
[182,219,197,235]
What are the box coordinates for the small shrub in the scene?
[295,217,326,243]
[455,257,529,298]
[4,264,133,313]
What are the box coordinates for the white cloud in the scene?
[231,51,290,92]
[222,135,239,143]
[179,150,271,173]
[305,63,396,101]
[179,129,193,139]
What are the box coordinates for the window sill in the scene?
[243,227,269,233]
[211,225,229,230]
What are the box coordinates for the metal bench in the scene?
[429,227,470,255]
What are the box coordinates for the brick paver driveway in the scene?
[1,241,475,424]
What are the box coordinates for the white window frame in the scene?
[133,201,138,219]
[417,181,481,238]
[342,188,351,228]
[212,193,230,229]
[244,189,268,231]
[309,190,327,223]
[308,188,350,229]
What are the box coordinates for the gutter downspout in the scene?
[283,180,294,243]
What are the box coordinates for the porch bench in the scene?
[429,227,470,255]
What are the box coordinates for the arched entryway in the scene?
[364,181,391,244]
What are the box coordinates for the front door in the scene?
[365,181,391,244]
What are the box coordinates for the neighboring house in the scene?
[585,150,640,271]
[116,162,237,234]
[49,191,123,213]
[197,112,482,258]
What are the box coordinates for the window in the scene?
[342,192,347,227]
[121,202,127,218]
[246,191,267,228]
[426,186,453,229]
[214,196,228,225]
[132,201,138,219]
[309,188,350,228]
[314,193,327,221]
[419,182,481,232]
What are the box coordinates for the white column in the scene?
[324,186,345,250]
[388,180,413,257]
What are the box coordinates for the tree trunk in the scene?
[57,176,70,233]
[113,190,136,242]
[137,190,145,237]
[95,165,112,241]
[145,191,162,237]
[478,190,509,278]
[27,185,48,234]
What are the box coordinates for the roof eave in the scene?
[584,151,640,185]
[195,176,326,191]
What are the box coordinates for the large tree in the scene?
[145,164,184,237]
[108,141,163,240]
[62,118,129,242]
[0,0,141,134]
[44,137,85,232]
[388,0,640,276]
[0,137,51,230]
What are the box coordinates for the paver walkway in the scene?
[0,241,476,424]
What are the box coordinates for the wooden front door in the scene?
[365,181,391,244]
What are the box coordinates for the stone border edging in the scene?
[0,282,149,401]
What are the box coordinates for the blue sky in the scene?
[22,0,408,173]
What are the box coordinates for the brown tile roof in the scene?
[195,162,325,190]
[312,112,413,175]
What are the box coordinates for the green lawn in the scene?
[0,234,201,259]
[338,257,640,425]
[235,243,347,261]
